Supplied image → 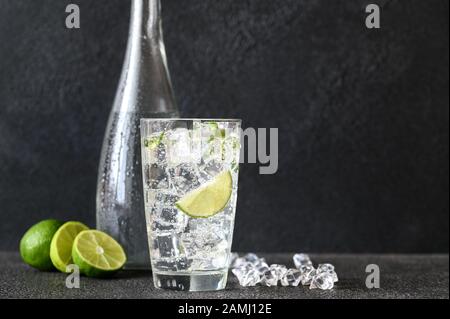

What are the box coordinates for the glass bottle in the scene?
[96,0,179,269]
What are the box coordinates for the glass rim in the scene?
[140,118,242,123]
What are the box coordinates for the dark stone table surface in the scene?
[0,252,448,299]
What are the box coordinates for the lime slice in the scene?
[20,219,64,271]
[176,170,233,218]
[72,230,126,278]
[50,221,89,273]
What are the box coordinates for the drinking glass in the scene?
[140,119,241,291]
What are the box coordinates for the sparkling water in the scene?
[141,119,241,291]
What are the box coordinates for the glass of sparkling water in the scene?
[140,119,241,291]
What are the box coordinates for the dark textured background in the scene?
[0,0,448,253]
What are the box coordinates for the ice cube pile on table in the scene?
[230,253,338,290]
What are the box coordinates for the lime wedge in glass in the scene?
[50,221,89,273]
[72,230,126,278]
[176,170,233,218]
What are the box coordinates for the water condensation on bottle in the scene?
[96,111,153,268]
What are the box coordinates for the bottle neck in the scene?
[115,0,178,116]
[130,0,162,42]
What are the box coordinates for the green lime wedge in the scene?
[72,230,126,278]
[176,170,233,218]
[50,221,89,273]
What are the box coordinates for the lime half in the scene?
[72,230,126,278]
[176,170,233,218]
[50,221,89,273]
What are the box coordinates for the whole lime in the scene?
[20,219,63,271]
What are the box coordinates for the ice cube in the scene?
[298,264,315,274]
[166,128,193,165]
[199,124,229,163]
[261,269,279,286]
[253,262,270,274]
[222,134,240,163]
[199,160,224,181]
[316,263,339,282]
[310,272,335,290]
[269,264,288,280]
[144,164,170,189]
[152,233,182,258]
[180,220,229,270]
[244,269,262,287]
[232,268,261,287]
[184,236,228,270]
[168,163,201,195]
[149,206,187,233]
[143,131,167,164]
[235,261,255,272]
[154,191,179,208]
[252,258,269,269]
[153,207,180,224]
[300,266,317,286]
[186,218,227,249]
[200,125,239,164]
[211,249,229,269]
[243,253,268,266]
[293,253,313,268]
[195,120,221,141]
[243,253,259,262]
[280,269,302,287]
[232,253,262,268]
[231,267,246,283]
[317,263,334,272]
[231,256,247,269]
[255,262,270,275]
